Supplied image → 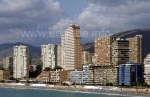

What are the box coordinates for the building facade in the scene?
[112,39,129,66]
[119,63,143,86]
[128,35,142,64]
[94,37,112,66]
[61,24,82,70]
[3,56,13,70]
[82,51,92,65]
[57,44,62,67]
[70,65,89,84]
[144,54,150,85]
[0,70,10,81]
[36,70,71,83]
[49,70,61,83]
[41,44,56,70]
[88,66,118,85]
[13,45,30,79]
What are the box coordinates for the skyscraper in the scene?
[82,51,92,65]
[61,24,82,70]
[57,44,62,67]
[41,44,56,70]
[128,35,142,64]
[94,36,112,66]
[112,38,129,66]
[3,56,13,70]
[13,45,30,79]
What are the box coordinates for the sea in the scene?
[0,87,143,97]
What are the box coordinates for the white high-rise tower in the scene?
[61,24,82,70]
[41,44,56,70]
[13,45,30,79]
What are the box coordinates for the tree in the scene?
[29,64,42,78]
[44,67,51,71]
[0,66,4,70]
[36,64,42,73]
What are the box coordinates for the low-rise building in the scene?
[88,66,118,85]
[144,54,150,85]
[50,70,61,83]
[70,65,89,84]
[36,70,71,84]
[60,70,71,83]
[119,62,143,86]
[35,71,50,83]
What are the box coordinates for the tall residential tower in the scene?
[94,37,112,66]
[128,35,142,63]
[112,38,129,66]
[13,45,30,79]
[61,24,82,70]
[41,44,56,70]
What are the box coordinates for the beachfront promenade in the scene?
[0,83,149,97]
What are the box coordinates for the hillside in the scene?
[0,42,41,61]
[82,42,94,53]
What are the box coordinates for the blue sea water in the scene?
[0,87,138,97]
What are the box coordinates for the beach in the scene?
[0,83,149,97]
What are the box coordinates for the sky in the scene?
[0,0,150,46]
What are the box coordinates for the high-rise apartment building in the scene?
[61,24,82,70]
[13,45,30,79]
[128,35,142,64]
[41,44,56,70]
[57,44,62,67]
[112,38,129,66]
[94,37,112,66]
[3,56,13,70]
[144,54,150,85]
[82,51,92,65]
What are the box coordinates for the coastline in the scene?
[0,83,149,97]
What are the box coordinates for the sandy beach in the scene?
[0,83,149,97]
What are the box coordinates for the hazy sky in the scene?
[0,0,150,46]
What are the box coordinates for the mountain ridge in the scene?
[0,42,41,61]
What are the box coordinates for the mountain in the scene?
[82,42,94,53]
[0,42,95,62]
[0,42,41,61]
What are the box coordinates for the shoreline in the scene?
[1,87,130,97]
[0,83,149,97]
